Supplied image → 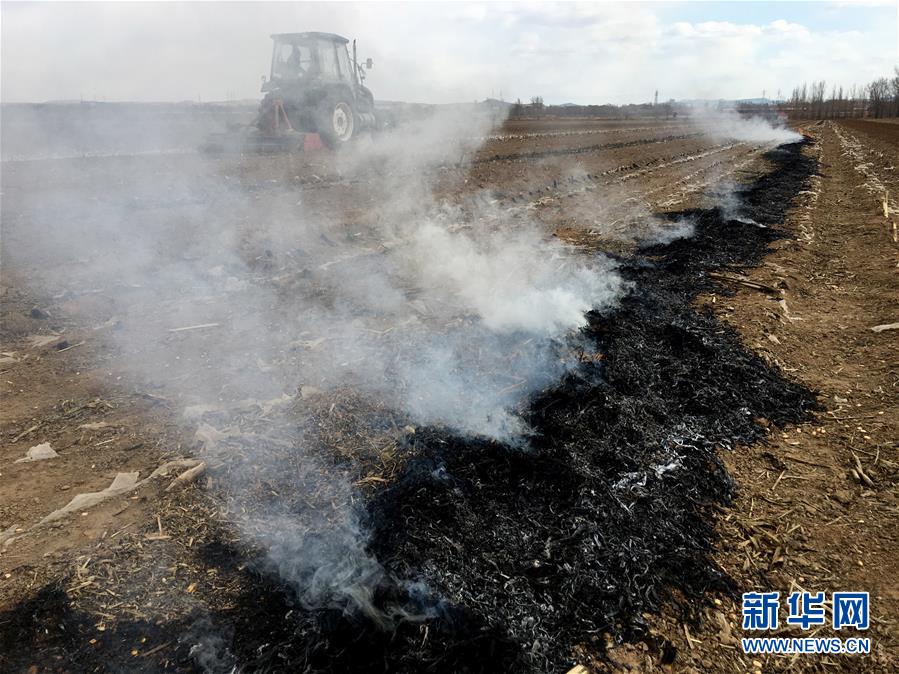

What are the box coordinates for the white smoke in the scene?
[408,221,617,336]
[1,101,625,622]
[644,216,696,245]
[685,103,802,145]
[707,178,766,227]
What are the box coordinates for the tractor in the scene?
[255,32,379,147]
[202,32,381,153]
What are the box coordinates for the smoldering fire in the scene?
[1,93,810,670]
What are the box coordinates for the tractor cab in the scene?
[257,32,377,145]
[266,32,363,88]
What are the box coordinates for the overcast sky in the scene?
[2,1,897,105]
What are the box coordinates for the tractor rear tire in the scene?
[317,100,355,147]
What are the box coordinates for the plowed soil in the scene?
[1,117,896,672]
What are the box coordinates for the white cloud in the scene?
[768,19,811,38]
[0,2,894,104]
[514,31,542,54]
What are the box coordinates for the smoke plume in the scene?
[685,103,803,145]
[2,102,625,623]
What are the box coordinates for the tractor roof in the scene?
[271,32,349,45]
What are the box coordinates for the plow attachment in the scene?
[200,127,325,154]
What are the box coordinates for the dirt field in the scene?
[1,116,896,672]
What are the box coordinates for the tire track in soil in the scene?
[831,121,899,220]
[517,145,762,239]
[286,138,729,194]
[482,122,691,142]
[473,132,705,164]
[491,142,745,206]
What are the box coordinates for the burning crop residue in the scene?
[354,141,820,670]
[0,140,819,672]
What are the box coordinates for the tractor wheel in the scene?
[318,100,355,147]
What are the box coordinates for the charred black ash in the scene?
[0,142,819,673]
[357,141,818,670]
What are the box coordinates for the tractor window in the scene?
[273,43,313,79]
[317,42,340,79]
[336,44,353,83]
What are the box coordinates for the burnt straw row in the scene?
[0,141,818,673]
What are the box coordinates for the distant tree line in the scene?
[508,69,899,121]
[785,69,899,119]
[510,97,678,120]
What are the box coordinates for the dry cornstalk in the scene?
[11,423,40,443]
[771,469,786,492]
[165,462,208,492]
[850,451,874,488]
[168,323,220,333]
[708,272,780,295]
